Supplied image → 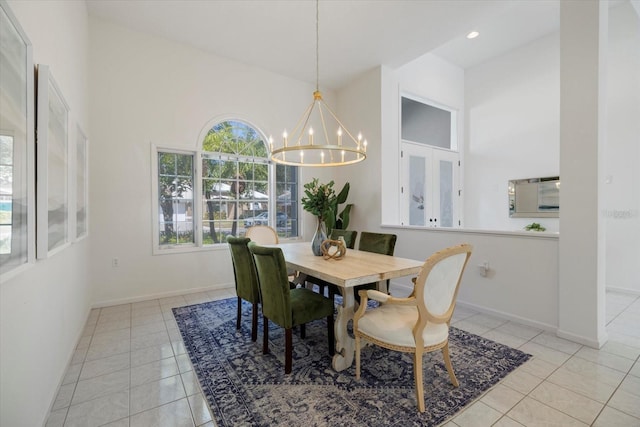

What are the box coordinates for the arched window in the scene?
[152,119,298,252]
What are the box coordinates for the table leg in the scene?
[332,286,355,371]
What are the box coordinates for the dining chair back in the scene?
[227,236,261,341]
[245,225,279,244]
[248,242,335,374]
[330,229,357,249]
[354,243,473,412]
[355,231,397,296]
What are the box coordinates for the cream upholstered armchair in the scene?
[353,244,472,412]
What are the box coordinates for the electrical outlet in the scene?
[112,258,119,268]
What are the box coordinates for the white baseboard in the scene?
[91,282,235,308]
[607,286,640,297]
[454,300,558,334]
[556,328,608,349]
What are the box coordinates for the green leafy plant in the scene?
[524,222,546,232]
[301,178,352,234]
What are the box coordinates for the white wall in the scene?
[604,2,640,294]
[465,33,560,232]
[1,2,90,426]
[88,18,330,305]
[380,54,465,226]
[338,61,560,330]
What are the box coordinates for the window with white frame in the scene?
[153,120,298,252]
[1,2,33,276]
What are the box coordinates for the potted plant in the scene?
[301,178,352,255]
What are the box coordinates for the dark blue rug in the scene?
[173,298,530,426]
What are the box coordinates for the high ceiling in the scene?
[86,0,562,90]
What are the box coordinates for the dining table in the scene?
[275,241,424,372]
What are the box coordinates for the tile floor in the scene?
[46,288,640,427]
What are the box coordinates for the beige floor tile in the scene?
[79,353,130,380]
[531,332,582,355]
[44,407,67,427]
[130,330,171,351]
[188,393,213,425]
[630,360,640,377]
[464,313,508,329]
[518,342,572,366]
[452,401,502,427]
[529,381,603,424]
[131,320,167,337]
[480,330,528,349]
[71,370,130,405]
[574,346,635,373]
[131,357,180,387]
[492,417,525,427]
[518,357,558,379]
[494,322,542,341]
[130,398,194,427]
[593,406,640,427]
[130,342,175,367]
[608,388,640,418]
[500,369,543,395]
[562,356,626,386]
[480,384,524,413]
[132,305,163,319]
[64,390,129,427]
[547,366,619,403]
[507,397,587,427]
[452,320,492,335]
[180,370,202,396]
[130,374,186,415]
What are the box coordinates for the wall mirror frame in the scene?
[509,176,560,218]
[36,64,70,258]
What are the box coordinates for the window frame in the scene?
[0,0,35,281]
[151,119,299,254]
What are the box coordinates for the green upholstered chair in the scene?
[227,236,261,342]
[329,229,357,249]
[248,242,335,374]
[354,231,397,299]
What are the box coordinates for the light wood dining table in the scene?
[276,241,424,372]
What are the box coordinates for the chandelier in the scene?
[270,0,367,167]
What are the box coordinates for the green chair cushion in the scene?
[290,288,334,326]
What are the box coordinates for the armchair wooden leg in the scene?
[263,315,269,355]
[442,342,459,387]
[355,334,361,380]
[236,297,242,330]
[300,323,306,339]
[251,302,258,342]
[327,314,335,356]
[285,328,293,374]
[414,350,425,413]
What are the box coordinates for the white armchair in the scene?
[353,243,473,412]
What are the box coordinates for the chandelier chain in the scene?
[316,0,319,92]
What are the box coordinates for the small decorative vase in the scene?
[311,218,327,256]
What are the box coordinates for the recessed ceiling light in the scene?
[466,31,480,39]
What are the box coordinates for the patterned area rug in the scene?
[173,298,530,426]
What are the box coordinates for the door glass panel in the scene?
[409,155,425,226]
[439,159,453,227]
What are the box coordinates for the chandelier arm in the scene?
[289,100,315,145]
[320,100,361,145]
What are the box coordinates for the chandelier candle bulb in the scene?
[321,151,325,163]
[341,150,345,163]
[309,127,314,145]
[269,136,274,152]
[283,130,288,147]
[337,127,342,145]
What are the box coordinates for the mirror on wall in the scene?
[509,176,559,218]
